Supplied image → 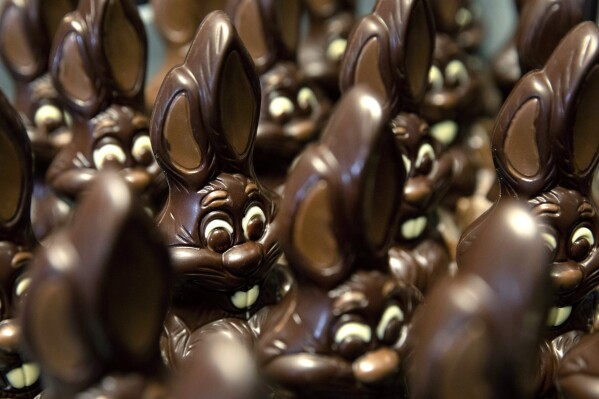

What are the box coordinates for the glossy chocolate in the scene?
[46,0,164,211]
[460,21,599,397]
[150,10,282,367]
[428,0,483,53]
[21,172,171,399]
[228,0,331,190]
[257,86,419,399]
[410,200,551,399]
[0,89,40,398]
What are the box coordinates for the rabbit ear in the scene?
[428,0,461,32]
[544,22,599,188]
[228,0,272,71]
[320,86,404,256]
[0,90,33,242]
[270,0,302,57]
[22,172,170,395]
[187,10,260,175]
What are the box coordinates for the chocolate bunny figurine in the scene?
[21,172,172,399]
[145,0,226,107]
[46,0,165,215]
[492,0,598,98]
[298,0,356,100]
[0,0,78,241]
[150,10,282,369]
[256,86,422,399]
[428,0,483,54]
[341,0,453,294]
[410,201,551,399]
[459,21,599,397]
[226,0,331,190]
[0,89,41,398]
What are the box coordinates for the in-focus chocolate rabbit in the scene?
[46,0,165,214]
[150,11,282,369]
[227,0,332,190]
[0,90,41,398]
[410,201,551,399]
[256,86,421,399]
[341,0,453,294]
[0,0,78,241]
[460,22,599,397]
[298,0,356,100]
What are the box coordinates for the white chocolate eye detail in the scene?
[334,322,372,345]
[326,37,348,61]
[132,135,153,163]
[376,305,404,340]
[269,96,294,119]
[416,143,435,168]
[34,104,63,128]
[571,227,594,246]
[541,232,557,252]
[15,277,31,297]
[428,65,443,92]
[204,219,234,239]
[93,143,126,169]
[242,206,266,240]
[455,7,473,27]
[402,154,411,175]
[297,87,318,112]
[445,60,469,87]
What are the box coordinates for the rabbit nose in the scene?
[223,242,264,276]
[550,262,583,292]
[404,181,431,206]
[122,169,151,193]
[286,120,316,142]
[353,348,399,384]
[0,320,20,354]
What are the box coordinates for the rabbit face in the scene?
[259,271,420,398]
[392,113,451,240]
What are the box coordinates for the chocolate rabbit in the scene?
[46,0,165,214]
[340,0,453,294]
[150,10,282,369]
[0,0,78,241]
[0,89,41,398]
[460,21,599,397]
[298,0,356,100]
[227,0,331,190]
[256,86,421,399]
[410,201,551,399]
[428,0,483,53]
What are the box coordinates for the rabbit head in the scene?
[0,0,77,164]
[428,0,483,53]
[341,0,452,243]
[462,22,599,339]
[0,89,41,398]
[151,11,281,316]
[45,0,164,208]
[256,86,421,398]
[227,0,332,187]
[298,0,357,99]
[21,172,171,399]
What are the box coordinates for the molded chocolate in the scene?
[257,86,419,398]
[460,21,599,396]
[150,10,282,368]
[428,0,483,53]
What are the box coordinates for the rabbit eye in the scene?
[428,65,444,93]
[445,60,469,87]
[455,7,473,27]
[402,154,412,175]
[541,232,557,260]
[334,321,371,360]
[326,37,348,62]
[204,219,234,253]
[132,134,154,165]
[93,142,126,169]
[269,96,295,121]
[15,276,31,298]
[297,87,318,113]
[34,104,64,132]
[376,305,406,346]
[242,206,266,241]
[570,226,594,262]
[416,143,435,174]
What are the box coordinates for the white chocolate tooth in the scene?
[401,217,427,239]
[6,367,24,389]
[430,120,458,145]
[246,285,260,308]
[547,306,572,327]
[23,363,40,387]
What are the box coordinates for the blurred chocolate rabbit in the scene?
[428,0,484,53]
